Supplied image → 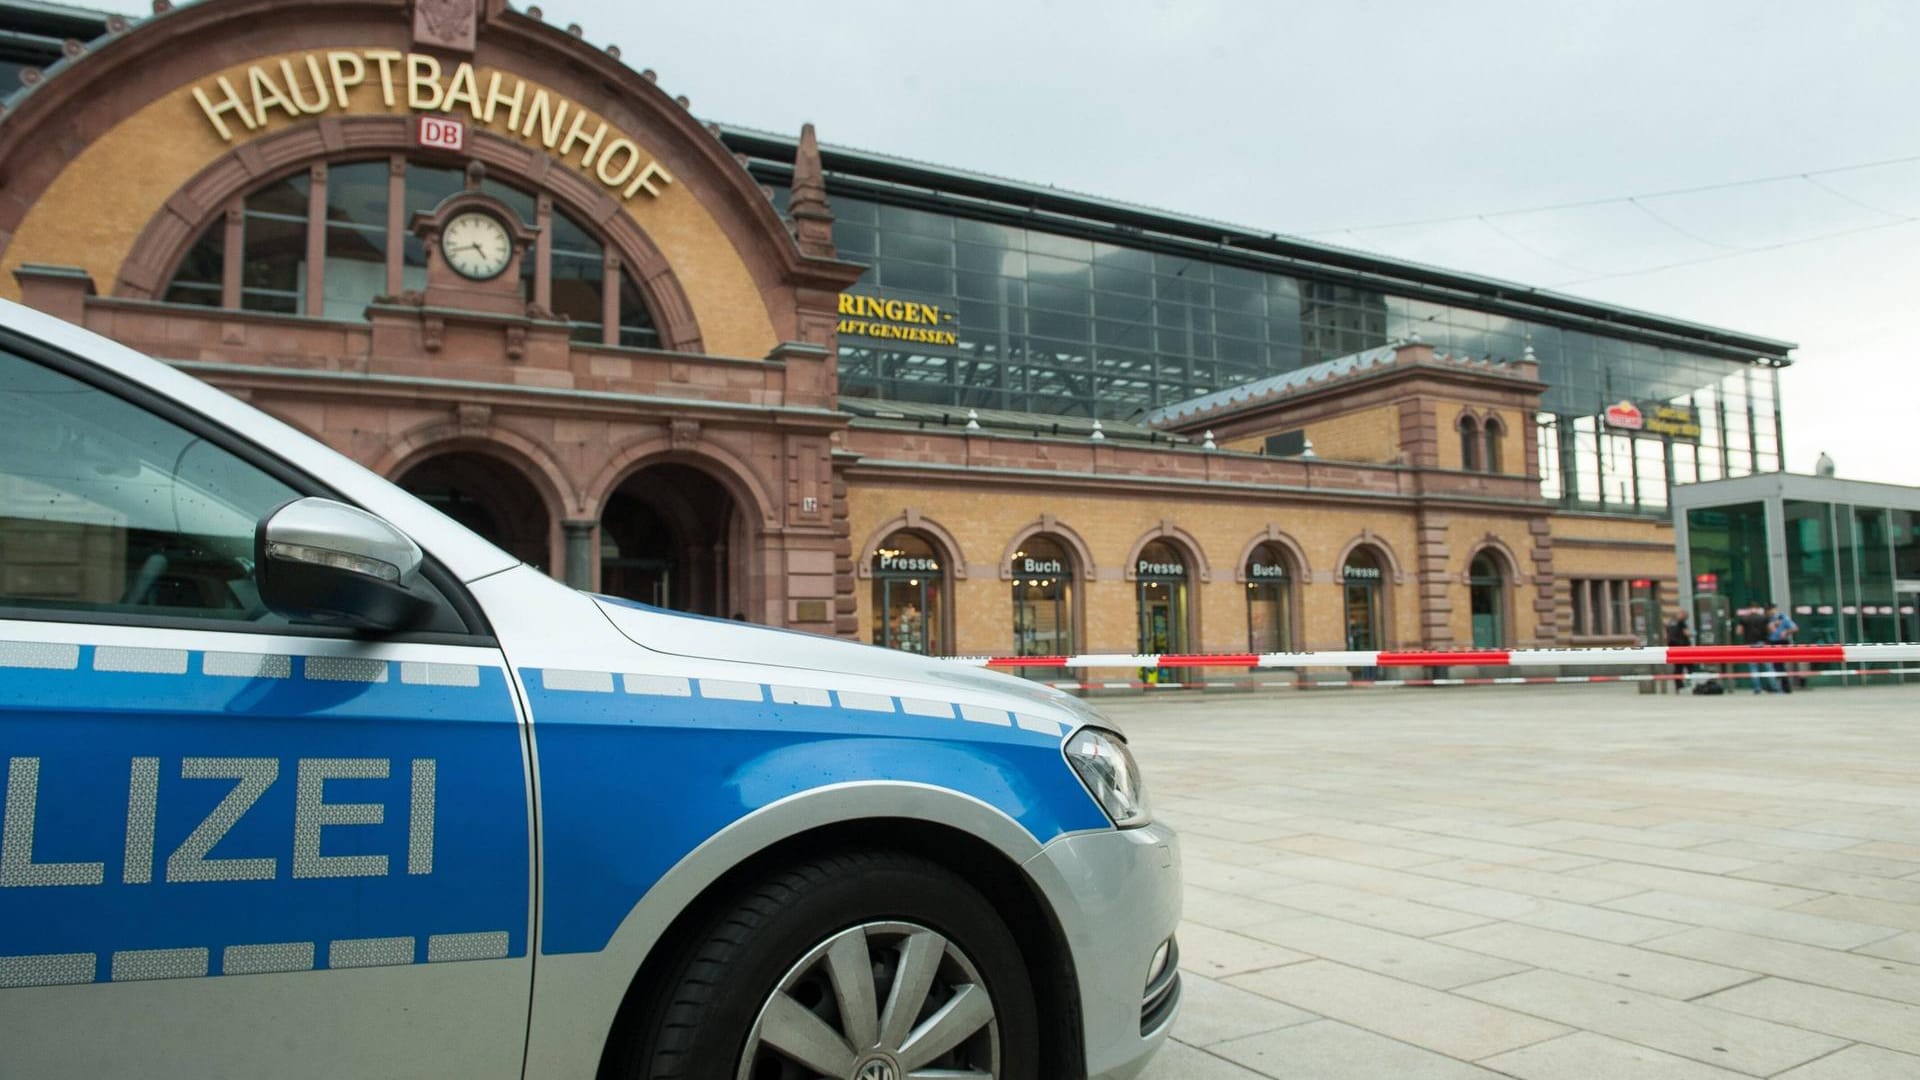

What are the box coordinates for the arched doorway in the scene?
[1245,541,1297,652]
[1135,539,1194,655]
[1011,535,1075,658]
[1470,551,1507,647]
[397,452,550,572]
[600,463,743,616]
[1343,547,1389,650]
[870,530,948,655]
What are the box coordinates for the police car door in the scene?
[0,340,533,1078]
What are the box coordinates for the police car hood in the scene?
[591,595,1106,727]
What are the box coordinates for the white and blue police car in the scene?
[0,297,1180,1080]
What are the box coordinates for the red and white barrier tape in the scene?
[954,643,1920,670]
[1032,666,1920,691]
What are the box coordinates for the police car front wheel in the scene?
[624,849,1039,1080]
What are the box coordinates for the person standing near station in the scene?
[1667,612,1693,692]
[1739,605,1775,692]
[1767,603,1799,694]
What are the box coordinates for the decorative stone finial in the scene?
[965,409,981,431]
[525,5,541,19]
[1301,436,1317,458]
[1407,330,1422,343]
[105,14,128,32]
[1090,419,1106,441]
[464,160,486,191]
[788,122,836,257]
[151,0,171,12]
[675,95,690,109]
[566,22,583,37]
[606,44,621,60]
[641,68,657,82]
[1202,430,1217,450]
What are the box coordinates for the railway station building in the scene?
[0,0,1798,663]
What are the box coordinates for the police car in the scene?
[0,298,1180,1080]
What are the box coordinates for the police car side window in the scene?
[0,349,295,623]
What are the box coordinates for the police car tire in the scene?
[624,848,1040,1080]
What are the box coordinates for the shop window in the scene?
[1135,539,1192,655]
[1569,578,1637,637]
[164,157,659,348]
[1483,416,1506,474]
[871,531,946,655]
[1245,542,1295,652]
[1011,535,1074,657]
[1343,547,1387,650]
[1469,552,1506,648]
[1457,414,1481,471]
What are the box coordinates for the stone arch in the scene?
[1121,521,1211,583]
[998,516,1096,582]
[376,417,577,520]
[585,435,779,530]
[112,123,706,353]
[1332,531,1406,585]
[1231,523,1312,584]
[1462,534,1524,586]
[855,510,968,582]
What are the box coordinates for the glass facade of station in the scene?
[1677,477,1920,649]
[765,177,1786,517]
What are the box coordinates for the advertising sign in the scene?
[1603,400,1644,430]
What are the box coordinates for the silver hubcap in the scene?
[737,921,1000,1080]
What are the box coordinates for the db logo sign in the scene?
[417,115,466,152]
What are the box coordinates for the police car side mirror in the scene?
[255,497,434,633]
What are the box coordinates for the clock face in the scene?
[442,211,513,281]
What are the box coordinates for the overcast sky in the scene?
[100,0,1920,484]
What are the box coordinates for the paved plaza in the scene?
[1114,683,1920,1080]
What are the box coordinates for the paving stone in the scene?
[1182,857,1307,899]
[1687,841,1920,878]
[1180,884,1314,933]
[1169,972,1319,1048]
[1404,859,1645,905]
[1844,840,1920,865]
[1856,931,1920,964]
[1732,862,1920,904]
[1696,977,1920,1056]
[1787,894,1920,934]
[1477,1030,1754,1080]
[1175,922,1314,979]
[1650,821,1875,851]
[1135,1037,1273,1080]
[1227,960,1569,1060]
[1241,914,1527,989]
[1532,819,1721,850]
[1602,890,1903,949]
[1770,1044,1920,1079]
[1211,1019,1513,1079]
[1263,834,1451,870]
[1424,886,1691,944]
[1543,837,1763,875]
[1646,928,1920,1005]
[1458,969,1846,1075]
[1261,855,1465,899]
[1573,861,1829,908]
[1433,921,1753,999]
[1393,835,1603,873]
[1262,882,1492,937]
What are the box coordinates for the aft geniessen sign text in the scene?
[190,51,673,201]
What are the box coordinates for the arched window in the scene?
[871,531,947,655]
[1484,415,1506,474]
[1343,547,1388,650]
[1011,535,1075,657]
[1457,413,1481,472]
[1469,552,1507,647]
[162,156,660,348]
[1245,541,1295,652]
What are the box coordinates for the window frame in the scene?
[0,326,493,644]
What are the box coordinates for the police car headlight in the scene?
[1064,727,1151,828]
